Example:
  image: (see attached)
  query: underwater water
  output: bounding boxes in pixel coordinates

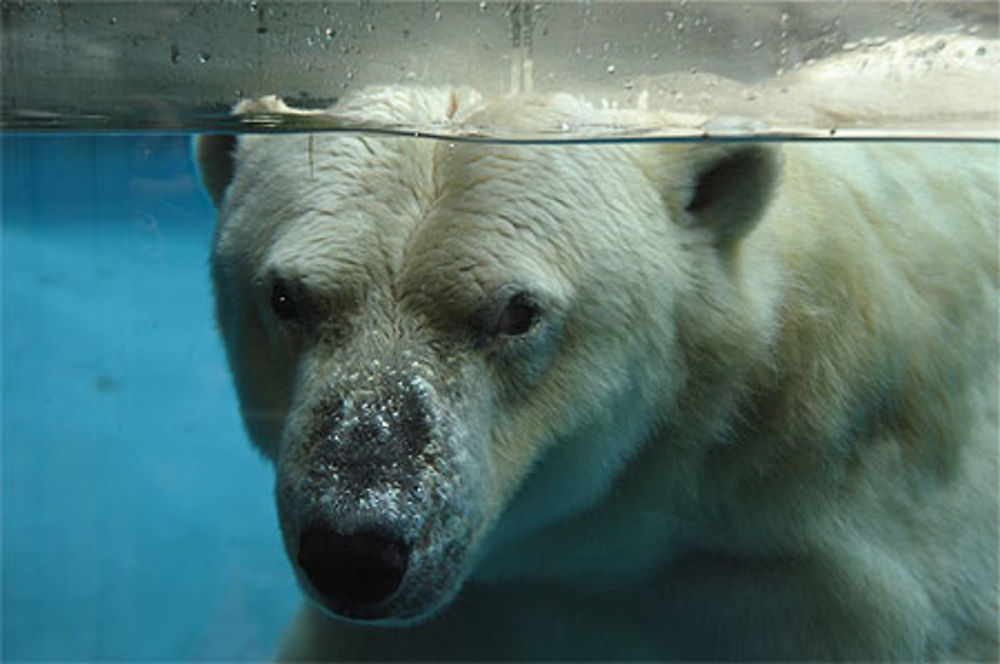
[1,134,299,661]
[1,132,997,661]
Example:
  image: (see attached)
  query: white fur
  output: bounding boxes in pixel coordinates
[200,87,998,660]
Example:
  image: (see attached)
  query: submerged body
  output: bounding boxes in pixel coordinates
[198,87,998,660]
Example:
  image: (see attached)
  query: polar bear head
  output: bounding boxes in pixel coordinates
[197,87,779,624]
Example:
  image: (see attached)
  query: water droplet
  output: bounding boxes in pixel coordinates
[434,7,442,21]
[752,39,763,49]
[478,0,487,11]
[975,46,987,56]
[108,16,117,26]
[198,52,211,64]
[606,64,616,74]
[324,27,336,40]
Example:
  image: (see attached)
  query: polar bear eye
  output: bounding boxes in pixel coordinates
[495,292,541,337]
[270,279,300,322]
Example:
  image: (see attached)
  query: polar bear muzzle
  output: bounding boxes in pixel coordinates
[276,363,490,623]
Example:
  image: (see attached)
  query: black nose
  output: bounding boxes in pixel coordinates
[297,527,409,610]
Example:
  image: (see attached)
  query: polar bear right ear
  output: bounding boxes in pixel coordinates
[195,135,238,208]
[677,143,780,249]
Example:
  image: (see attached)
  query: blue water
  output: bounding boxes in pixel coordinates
[1,135,299,661]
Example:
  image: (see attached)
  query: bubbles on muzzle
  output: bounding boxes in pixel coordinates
[280,363,486,622]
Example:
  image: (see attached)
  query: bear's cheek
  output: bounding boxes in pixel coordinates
[271,363,496,623]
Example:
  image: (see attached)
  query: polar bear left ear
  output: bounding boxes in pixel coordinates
[194,135,239,208]
[679,143,780,248]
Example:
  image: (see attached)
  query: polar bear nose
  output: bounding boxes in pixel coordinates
[297,526,410,611]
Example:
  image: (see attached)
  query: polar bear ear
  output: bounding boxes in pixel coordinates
[195,135,239,208]
[679,143,780,248]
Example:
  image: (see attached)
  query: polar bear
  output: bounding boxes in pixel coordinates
[197,86,998,661]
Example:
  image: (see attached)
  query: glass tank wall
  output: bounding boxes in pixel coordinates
[2,2,998,138]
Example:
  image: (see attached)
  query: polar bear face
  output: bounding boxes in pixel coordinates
[198,89,778,625]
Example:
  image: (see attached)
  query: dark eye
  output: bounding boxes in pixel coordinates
[270,279,300,322]
[495,292,541,337]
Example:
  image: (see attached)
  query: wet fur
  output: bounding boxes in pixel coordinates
[199,87,998,660]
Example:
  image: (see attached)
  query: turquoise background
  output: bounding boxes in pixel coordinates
[2,135,299,660]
